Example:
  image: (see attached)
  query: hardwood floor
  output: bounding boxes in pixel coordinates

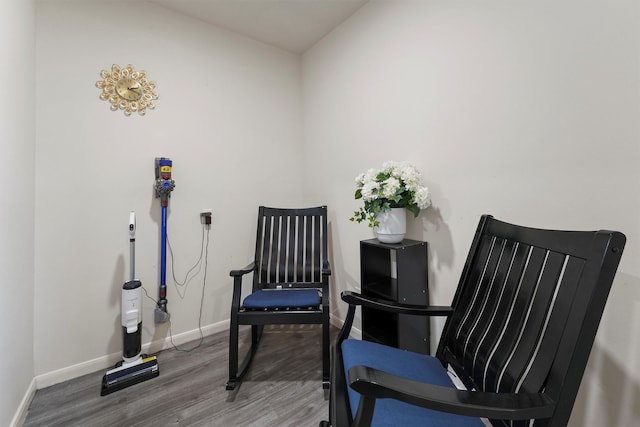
[23,325,333,426]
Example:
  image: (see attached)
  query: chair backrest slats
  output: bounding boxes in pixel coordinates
[436,215,625,426]
[472,240,529,390]
[254,206,327,290]
[496,250,567,393]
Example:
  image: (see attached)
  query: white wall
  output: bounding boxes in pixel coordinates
[0,1,35,425]
[34,1,303,380]
[19,0,640,426]
[302,1,640,426]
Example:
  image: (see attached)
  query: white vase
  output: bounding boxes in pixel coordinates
[374,208,406,243]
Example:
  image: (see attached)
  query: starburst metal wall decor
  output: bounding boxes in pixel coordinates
[95,64,158,116]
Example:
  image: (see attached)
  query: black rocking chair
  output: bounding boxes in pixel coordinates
[323,214,625,426]
[227,206,331,390]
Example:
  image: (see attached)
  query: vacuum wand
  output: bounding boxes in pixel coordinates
[159,205,168,308]
[154,157,175,323]
[129,211,136,281]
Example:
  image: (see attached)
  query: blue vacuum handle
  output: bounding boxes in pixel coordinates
[159,205,167,303]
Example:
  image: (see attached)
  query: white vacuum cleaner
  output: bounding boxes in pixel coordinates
[101,212,159,396]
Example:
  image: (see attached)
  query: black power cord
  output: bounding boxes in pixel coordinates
[142,223,211,353]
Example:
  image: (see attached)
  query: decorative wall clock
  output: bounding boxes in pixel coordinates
[95,64,158,116]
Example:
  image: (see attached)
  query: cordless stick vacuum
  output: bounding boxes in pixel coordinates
[101,212,159,396]
[154,157,175,323]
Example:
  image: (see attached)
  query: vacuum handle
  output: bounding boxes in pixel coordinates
[129,212,136,281]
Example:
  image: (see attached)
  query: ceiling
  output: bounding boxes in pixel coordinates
[147,0,369,54]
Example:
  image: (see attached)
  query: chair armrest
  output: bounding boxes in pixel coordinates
[230,262,256,312]
[230,262,255,277]
[348,365,556,421]
[341,291,453,317]
[322,260,331,276]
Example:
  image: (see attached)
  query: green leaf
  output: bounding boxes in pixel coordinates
[376,172,389,181]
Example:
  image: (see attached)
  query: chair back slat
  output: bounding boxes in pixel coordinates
[436,215,625,426]
[304,214,313,282]
[295,214,306,281]
[254,206,327,289]
[286,215,296,282]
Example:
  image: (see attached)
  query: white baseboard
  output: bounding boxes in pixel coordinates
[330,313,361,339]
[35,319,229,390]
[10,377,36,427]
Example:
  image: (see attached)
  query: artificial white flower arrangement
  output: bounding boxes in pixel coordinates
[350,161,432,228]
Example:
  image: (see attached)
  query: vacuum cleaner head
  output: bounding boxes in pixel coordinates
[100,355,159,396]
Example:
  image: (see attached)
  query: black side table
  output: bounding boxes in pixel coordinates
[360,238,430,354]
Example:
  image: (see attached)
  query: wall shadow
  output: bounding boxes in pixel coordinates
[568,271,640,426]
[105,255,126,358]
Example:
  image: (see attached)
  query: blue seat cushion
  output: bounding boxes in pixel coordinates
[242,289,320,309]
[342,339,485,427]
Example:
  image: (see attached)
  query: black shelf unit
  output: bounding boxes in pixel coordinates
[360,238,430,354]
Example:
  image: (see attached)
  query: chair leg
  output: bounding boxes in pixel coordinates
[322,311,330,389]
[226,313,240,390]
[252,324,263,347]
[227,323,264,390]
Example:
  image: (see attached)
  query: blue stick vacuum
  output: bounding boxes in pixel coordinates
[154,157,175,323]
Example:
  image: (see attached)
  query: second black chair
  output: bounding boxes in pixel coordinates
[227,206,331,390]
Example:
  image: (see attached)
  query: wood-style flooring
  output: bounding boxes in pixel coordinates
[23,325,334,426]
